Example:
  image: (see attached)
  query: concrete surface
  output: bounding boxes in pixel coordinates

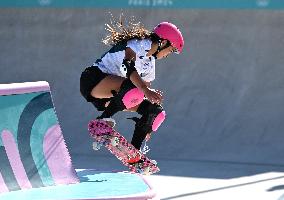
[0,169,156,200]
[147,172,284,200]
[73,155,284,200]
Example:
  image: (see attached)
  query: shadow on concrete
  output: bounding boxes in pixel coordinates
[77,171,108,183]
[160,175,284,200]
[267,185,284,192]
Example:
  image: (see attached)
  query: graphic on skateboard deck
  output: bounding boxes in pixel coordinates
[88,119,160,175]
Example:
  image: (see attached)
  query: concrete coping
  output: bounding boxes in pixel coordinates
[0,81,50,96]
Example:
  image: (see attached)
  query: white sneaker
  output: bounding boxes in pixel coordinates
[140,141,151,155]
[92,141,102,150]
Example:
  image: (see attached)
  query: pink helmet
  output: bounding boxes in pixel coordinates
[153,22,184,54]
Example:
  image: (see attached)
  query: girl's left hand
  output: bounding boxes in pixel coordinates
[143,88,163,105]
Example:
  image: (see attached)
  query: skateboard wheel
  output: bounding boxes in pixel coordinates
[111,137,119,146]
[92,141,102,150]
[142,166,151,175]
[151,160,157,165]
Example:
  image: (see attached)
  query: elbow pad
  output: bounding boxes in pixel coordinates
[121,59,136,78]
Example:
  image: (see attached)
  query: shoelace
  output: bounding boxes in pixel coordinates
[141,141,151,155]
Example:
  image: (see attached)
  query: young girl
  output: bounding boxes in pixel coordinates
[80,17,184,154]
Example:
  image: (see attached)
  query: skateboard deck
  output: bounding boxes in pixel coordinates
[88,119,160,175]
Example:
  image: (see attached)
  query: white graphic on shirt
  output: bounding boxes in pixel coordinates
[93,39,155,82]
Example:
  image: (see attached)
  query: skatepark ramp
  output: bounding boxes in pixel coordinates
[0,81,156,200]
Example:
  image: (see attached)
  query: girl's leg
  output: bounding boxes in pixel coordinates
[91,75,125,99]
[90,75,165,150]
[130,100,166,150]
[91,76,144,119]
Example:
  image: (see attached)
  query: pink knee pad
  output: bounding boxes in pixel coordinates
[152,111,166,131]
[122,88,144,109]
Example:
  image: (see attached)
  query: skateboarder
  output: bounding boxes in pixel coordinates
[80,16,184,152]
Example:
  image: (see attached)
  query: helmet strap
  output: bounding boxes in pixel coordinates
[152,40,171,59]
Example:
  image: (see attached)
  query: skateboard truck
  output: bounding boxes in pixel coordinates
[127,152,142,164]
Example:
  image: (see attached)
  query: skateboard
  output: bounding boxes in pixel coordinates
[88,119,160,175]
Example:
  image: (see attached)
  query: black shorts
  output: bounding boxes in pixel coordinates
[80,66,111,111]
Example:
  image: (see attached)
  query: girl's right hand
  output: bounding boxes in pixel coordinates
[143,88,163,105]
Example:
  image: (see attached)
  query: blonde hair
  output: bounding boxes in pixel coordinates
[102,14,153,46]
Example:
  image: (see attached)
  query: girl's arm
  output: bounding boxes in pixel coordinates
[124,47,148,92]
[145,81,151,88]
[125,48,162,104]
